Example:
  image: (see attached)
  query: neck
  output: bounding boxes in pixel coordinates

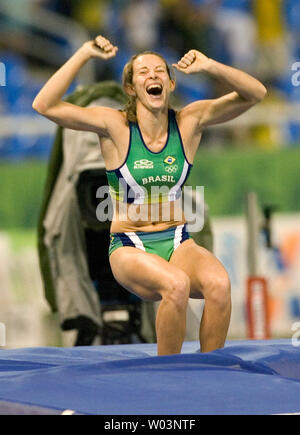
[136,103,169,139]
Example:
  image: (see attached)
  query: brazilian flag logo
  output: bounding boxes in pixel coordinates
[164,156,176,165]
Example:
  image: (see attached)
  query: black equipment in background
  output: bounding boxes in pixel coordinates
[75,168,148,346]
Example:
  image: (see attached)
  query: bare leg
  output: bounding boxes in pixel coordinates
[155,282,188,355]
[110,247,190,355]
[170,239,231,352]
[199,290,231,352]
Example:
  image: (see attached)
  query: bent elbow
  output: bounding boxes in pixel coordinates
[254,85,267,103]
[32,96,55,115]
[32,98,45,114]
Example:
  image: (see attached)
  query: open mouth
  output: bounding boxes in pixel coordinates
[146,84,163,96]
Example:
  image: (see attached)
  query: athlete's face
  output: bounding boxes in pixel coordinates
[130,54,175,111]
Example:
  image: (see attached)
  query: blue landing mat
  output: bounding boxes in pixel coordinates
[0,340,300,415]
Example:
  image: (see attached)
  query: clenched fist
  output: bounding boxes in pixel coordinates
[172,50,211,74]
[81,35,118,60]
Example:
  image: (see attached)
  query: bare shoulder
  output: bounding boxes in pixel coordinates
[98,109,130,170]
[175,102,209,162]
[176,101,212,136]
[177,100,211,129]
[91,105,125,120]
[90,106,128,137]
[89,105,126,126]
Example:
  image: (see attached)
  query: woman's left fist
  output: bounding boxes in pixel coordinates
[172,50,211,74]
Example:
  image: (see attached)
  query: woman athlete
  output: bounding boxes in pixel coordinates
[33,35,266,355]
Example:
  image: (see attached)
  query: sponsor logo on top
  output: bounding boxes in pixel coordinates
[134,159,154,169]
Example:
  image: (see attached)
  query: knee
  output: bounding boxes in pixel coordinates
[162,271,190,310]
[203,271,231,309]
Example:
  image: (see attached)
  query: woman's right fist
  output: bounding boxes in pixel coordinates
[81,35,118,60]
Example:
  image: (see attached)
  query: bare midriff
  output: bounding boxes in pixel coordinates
[110,198,186,233]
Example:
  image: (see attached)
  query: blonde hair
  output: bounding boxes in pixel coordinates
[122,51,174,124]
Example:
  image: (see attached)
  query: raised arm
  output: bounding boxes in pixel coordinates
[173,50,267,129]
[32,36,118,135]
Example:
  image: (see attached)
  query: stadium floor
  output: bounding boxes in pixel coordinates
[0,339,299,415]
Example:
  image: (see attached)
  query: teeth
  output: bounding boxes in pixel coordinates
[147,84,162,91]
[146,84,163,96]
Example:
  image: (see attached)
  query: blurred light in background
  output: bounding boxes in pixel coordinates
[1,0,300,158]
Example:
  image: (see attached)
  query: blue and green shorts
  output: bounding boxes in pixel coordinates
[109,224,191,262]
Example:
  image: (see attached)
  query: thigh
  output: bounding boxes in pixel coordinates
[169,239,229,298]
[109,246,187,302]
